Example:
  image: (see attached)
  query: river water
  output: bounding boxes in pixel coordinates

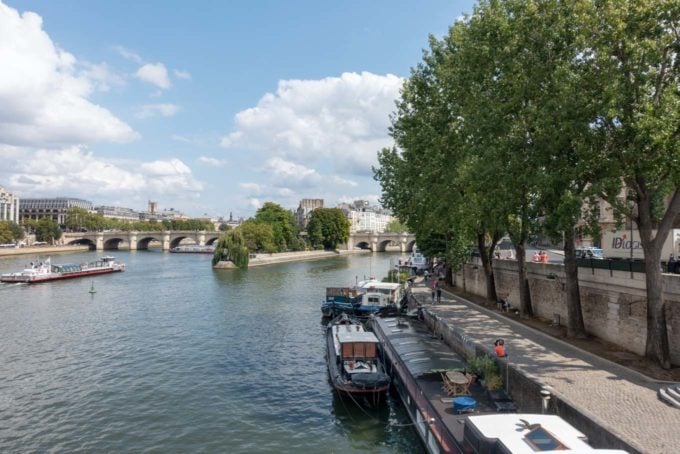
[0,250,424,453]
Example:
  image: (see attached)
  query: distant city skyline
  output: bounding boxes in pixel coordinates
[0,0,476,218]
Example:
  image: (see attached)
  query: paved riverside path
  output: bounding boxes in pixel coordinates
[410,279,680,453]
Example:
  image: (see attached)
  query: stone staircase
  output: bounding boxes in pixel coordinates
[658,385,680,409]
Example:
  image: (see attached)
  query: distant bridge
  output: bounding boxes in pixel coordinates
[62,230,416,253]
[62,230,221,251]
[343,232,416,253]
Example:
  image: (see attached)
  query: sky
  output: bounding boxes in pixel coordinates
[0,0,476,219]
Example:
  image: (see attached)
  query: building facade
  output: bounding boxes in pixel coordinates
[20,197,94,225]
[0,186,20,222]
[95,205,141,221]
[338,200,394,233]
[296,199,324,229]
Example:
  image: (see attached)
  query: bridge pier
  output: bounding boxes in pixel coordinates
[95,232,104,251]
[198,231,206,246]
[162,231,171,251]
[128,232,138,250]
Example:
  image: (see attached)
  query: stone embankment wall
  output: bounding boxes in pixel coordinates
[214,249,370,268]
[0,245,90,257]
[455,259,680,365]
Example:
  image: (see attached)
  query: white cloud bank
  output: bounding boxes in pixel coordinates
[0,2,139,147]
[220,71,402,175]
[4,146,202,199]
[136,62,171,89]
[135,103,180,119]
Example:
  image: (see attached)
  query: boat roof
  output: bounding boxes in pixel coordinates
[358,281,401,290]
[373,317,466,376]
[465,414,627,453]
[336,331,380,343]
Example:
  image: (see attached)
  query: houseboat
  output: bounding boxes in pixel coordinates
[169,245,216,254]
[0,256,125,283]
[370,316,627,454]
[326,314,390,403]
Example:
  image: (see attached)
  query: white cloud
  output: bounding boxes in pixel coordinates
[0,2,139,147]
[331,175,358,187]
[4,147,202,199]
[136,62,171,89]
[173,69,191,80]
[81,62,125,92]
[135,103,180,119]
[220,72,402,175]
[263,157,321,187]
[171,134,191,143]
[198,156,226,167]
[113,45,143,64]
[239,182,263,194]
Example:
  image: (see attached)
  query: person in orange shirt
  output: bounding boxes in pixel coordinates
[494,339,506,357]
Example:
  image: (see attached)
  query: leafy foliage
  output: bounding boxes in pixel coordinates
[212,229,250,268]
[306,208,350,250]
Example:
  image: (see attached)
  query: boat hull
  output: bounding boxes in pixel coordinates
[1,267,123,283]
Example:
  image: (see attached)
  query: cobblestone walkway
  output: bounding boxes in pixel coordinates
[410,280,680,453]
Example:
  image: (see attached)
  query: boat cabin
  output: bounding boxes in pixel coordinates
[357,281,403,306]
[334,329,380,374]
[463,414,627,453]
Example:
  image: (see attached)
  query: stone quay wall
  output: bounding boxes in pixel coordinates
[454,259,680,366]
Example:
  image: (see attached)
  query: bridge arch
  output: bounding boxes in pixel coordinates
[66,238,96,249]
[136,236,163,250]
[103,237,127,250]
[354,241,372,250]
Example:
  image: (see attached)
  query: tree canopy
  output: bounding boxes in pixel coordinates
[374,0,679,367]
[306,208,350,250]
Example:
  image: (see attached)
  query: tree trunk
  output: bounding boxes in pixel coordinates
[563,229,586,338]
[477,232,499,303]
[637,188,678,369]
[514,243,533,317]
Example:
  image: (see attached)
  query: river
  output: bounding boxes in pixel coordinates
[0,250,424,453]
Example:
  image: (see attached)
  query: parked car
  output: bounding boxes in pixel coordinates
[575,247,604,259]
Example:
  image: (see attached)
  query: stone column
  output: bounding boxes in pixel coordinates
[128,231,138,250]
[95,232,104,251]
[198,231,206,246]
[370,235,378,253]
[162,231,171,251]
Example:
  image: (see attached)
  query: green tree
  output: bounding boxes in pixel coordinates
[212,229,250,268]
[254,202,300,251]
[0,222,13,243]
[4,221,25,241]
[239,220,277,253]
[585,0,680,368]
[34,217,62,244]
[306,208,350,250]
[385,219,408,233]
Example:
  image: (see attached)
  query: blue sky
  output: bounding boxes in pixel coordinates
[0,0,476,218]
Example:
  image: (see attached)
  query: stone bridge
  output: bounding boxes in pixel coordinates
[343,232,416,252]
[62,230,221,251]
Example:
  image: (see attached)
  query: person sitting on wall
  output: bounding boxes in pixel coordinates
[494,339,507,357]
[498,296,510,312]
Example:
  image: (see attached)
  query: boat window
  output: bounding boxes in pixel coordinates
[365,343,376,358]
[524,426,568,451]
[342,343,353,358]
[354,343,365,358]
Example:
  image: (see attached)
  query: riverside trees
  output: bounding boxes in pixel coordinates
[374,0,679,367]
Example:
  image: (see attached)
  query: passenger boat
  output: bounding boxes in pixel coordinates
[326,314,390,402]
[0,256,125,283]
[169,245,216,254]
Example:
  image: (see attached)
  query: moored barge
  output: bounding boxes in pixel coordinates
[370,317,626,453]
[1,256,125,283]
[326,314,390,403]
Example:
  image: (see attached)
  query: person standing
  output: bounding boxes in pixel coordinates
[668,254,676,274]
[431,280,436,303]
[436,285,442,303]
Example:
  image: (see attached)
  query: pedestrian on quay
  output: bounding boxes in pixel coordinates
[431,281,436,303]
[668,254,676,274]
[436,285,442,303]
[494,339,507,358]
